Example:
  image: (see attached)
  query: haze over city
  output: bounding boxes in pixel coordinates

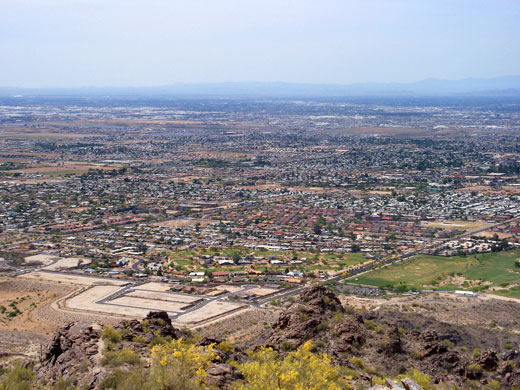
[1,0,519,88]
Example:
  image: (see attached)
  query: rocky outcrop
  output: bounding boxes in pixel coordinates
[206,363,244,388]
[267,285,360,351]
[368,378,423,390]
[114,310,186,344]
[377,324,401,355]
[36,311,187,388]
[474,349,499,371]
[502,368,520,388]
[36,322,102,387]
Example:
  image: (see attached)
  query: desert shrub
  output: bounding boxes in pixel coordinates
[410,349,422,359]
[364,320,378,330]
[281,340,296,352]
[344,306,356,315]
[52,377,79,390]
[149,335,171,347]
[156,318,166,326]
[398,369,435,390]
[234,340,349,390]
[98,368,148,390]
[132,335,146,343]
[149,338,218,389]
[317,320,329,331]
[218,341,234,353]
[101,348,140,367]
[442,339,454,348]
[484,380,502,390]
[339,366,360,379]
[0,363,34,390]
[472,348,482,358]
[350,357,364,369]
[468,363,482,376]
[101,327,122,344]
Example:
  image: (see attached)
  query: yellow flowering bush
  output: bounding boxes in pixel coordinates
[233,340,350,390]
[149,338,218,389]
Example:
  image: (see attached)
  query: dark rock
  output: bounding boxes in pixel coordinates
[37,322,101,382]
[498,361,513,376]
[502,369,520,388]
[422,341,448,358]
[382,325,402,355]
[206,363,243,388]
[402,378,424,390]
[474,349,498,371]
[385,378,405,389]
[421,330,439,343]
[503,349,519,361]
[196,336,223,347]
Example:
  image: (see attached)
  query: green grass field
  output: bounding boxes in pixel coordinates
[167,247,368,274]
[349,250,520,293]
[494,286,520,299]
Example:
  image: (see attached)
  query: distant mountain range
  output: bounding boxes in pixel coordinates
[1,75,520,97]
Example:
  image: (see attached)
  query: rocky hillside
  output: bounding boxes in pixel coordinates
[265,286,520,389]
[1,286,519,389]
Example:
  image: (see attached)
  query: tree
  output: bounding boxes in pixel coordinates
[232,251,241,265]
[313,223,322,235]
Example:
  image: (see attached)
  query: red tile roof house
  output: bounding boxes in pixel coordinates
[212,271,229,278]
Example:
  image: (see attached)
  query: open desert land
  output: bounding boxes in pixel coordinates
[0,277,77,363]
[0,128,101,139]
[8,162,122,177]
[195,307,280,342]
[339,292,520,336]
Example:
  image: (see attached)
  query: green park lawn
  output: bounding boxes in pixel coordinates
[167,247,368,273]
[350,250,520,292]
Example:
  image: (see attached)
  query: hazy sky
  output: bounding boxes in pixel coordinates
[1,0,519,88]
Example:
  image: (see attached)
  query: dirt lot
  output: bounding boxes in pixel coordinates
[20,271,129,286]
[176,301,244,325]
[153,219,215,228]
[43,257,91,271]
[109,296,188,313]
[126,290,202,304]
[24,254,60,266]
[247,287,279,296]
[134,282,173,291]
[421,220,493,231]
